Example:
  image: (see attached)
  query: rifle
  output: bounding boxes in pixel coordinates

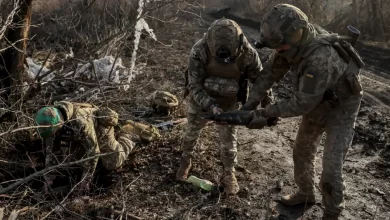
[201,110,252,125]
[153,118,188,130]
[200,110,279,126]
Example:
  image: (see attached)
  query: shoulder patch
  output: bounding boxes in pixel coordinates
[301,71,317,94]
[305,72,315,78]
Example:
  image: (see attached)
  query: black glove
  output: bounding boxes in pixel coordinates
[266,117,279,126]
[246,110,267,129]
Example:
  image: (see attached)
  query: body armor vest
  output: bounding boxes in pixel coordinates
[203,47,246,107]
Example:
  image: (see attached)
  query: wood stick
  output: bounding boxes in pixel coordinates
[0,153,113,194]
[112,210,143,220]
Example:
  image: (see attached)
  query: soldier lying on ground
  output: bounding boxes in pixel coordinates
[241,4,364,220]
[177,18,272,195]
[34,101,136,192]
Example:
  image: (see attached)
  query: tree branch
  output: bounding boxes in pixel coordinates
[0,152,114,194]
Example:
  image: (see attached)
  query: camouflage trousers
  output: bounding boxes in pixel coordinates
[181,113,238,172]
[98,127,135,170]
[294,95,362,214]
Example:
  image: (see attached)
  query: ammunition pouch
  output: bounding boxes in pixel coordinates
[203,76,239,98]
[322,62,362,107]
[338,62,363,96]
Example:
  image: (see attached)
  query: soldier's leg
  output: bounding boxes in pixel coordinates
[294,116,325,195]
[218,124,238,172]
[218,123,239,195]
[320,124,354,215]
[176,113,207,180]
[282,116,324,205]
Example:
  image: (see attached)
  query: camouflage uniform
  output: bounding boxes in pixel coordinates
[37,101,134,181]
[244,4,363,216]
[178,18,268,194]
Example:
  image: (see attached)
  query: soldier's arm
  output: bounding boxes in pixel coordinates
[99,127,134,170]
[244,45,263,84]
[245,51,290,109]
[263,47,333,118]
[76,111,100,181]
[187,45,216,112]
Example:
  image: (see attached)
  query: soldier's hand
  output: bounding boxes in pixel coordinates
[210,105,227,125]
[212,106,223,115]
[246,110,267,129]
[266,117,280,126]
[240,100,259,111]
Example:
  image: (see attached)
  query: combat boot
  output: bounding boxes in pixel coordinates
[322,211,340,220]
[281,192,315,206]
[222,172,239,195]
[175,155,192,181]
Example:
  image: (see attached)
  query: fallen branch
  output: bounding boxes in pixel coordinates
[112,210,143,220]
[0,153,113,194]
[0,124,60,137]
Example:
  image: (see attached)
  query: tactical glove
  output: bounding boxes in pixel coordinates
[266,117,280,126]
[246,110,267,129]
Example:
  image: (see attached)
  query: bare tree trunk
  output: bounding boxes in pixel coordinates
[370,0,383,38]
[0,0,33,103]
[378,0,387,35]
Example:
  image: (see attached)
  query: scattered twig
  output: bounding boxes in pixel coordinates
[40,174,89,220]
[7,210,19,220]
[91,61,108,106]
[108,42,125,80]
[125,174,142,190]
[0,207,3,220]
[112,210,143,220]
[0,0,21,41]
[0,123,63,137]
[33,48,53,82]
[372,204,380,220]
[237,137,257,147]
[0,153,114,194]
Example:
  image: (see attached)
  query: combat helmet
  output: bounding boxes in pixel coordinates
[35,107,65,138]
[148,91,178,116]
[206,18,244,64]
[259,4,309,49]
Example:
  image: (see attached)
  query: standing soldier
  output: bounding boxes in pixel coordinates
[242,4,364,219]
[35,101,135,191]
[176,18,271,195]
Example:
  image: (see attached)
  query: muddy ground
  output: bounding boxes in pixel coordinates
[1,7,389,220]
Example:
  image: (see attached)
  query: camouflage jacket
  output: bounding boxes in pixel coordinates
[45,101,133,179]
[187,35,263,113]
[248,36,362,124]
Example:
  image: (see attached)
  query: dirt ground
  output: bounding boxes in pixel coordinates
[1,7,389,220]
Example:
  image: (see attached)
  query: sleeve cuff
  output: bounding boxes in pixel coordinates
[263,104,282,118]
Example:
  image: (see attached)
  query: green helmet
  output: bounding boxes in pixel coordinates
[259,4,308,49]
[35,107,64,138]
[206,18,244,64]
